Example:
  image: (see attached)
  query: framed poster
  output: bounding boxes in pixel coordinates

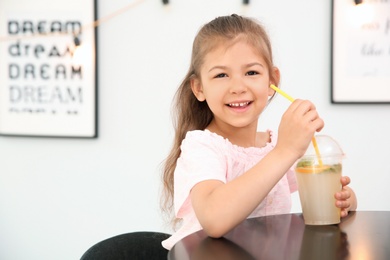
[0,0,98,137]
[331,0,390,104]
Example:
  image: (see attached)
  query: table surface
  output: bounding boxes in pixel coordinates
[168,211,390,260]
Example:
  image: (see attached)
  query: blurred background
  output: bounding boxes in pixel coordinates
[0,0,389,259]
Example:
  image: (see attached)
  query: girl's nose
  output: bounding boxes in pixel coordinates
[229,78,247,94]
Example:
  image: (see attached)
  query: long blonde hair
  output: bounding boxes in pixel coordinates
[161,14,279,225]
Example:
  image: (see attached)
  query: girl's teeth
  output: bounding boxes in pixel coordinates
[230,102,249,107]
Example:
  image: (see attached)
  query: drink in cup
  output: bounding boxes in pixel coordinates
[295,135,344,225]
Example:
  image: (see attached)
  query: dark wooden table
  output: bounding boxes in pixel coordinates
[168,211,390,260]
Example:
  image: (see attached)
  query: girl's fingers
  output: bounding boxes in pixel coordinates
[341,176,351,186]
[303,110,319,122]
[335,189,351,200]
[340,209,349,218]
[336,199,350,209]
[292,99,317,116]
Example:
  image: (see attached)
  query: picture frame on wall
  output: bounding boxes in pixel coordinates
[0,0,98,137]
[331,0,390,104]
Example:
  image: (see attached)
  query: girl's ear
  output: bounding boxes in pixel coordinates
[269,67,281,96]
[190,77,206,101]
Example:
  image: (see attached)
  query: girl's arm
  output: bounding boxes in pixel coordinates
[190,100,324,238]
[191,147,297,238]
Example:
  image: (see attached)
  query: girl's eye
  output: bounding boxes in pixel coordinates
[246,71,259,76]
[215,73,227,78]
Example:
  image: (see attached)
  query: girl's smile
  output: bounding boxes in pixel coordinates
[226,100,253,113]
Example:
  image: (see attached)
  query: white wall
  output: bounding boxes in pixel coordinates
[0,0,389,259]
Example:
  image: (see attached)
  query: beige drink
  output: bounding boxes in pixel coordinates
[295,164,342,225]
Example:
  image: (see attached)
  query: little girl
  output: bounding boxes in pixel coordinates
[161,14,357,250]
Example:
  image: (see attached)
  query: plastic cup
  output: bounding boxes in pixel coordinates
[295,135,344,225]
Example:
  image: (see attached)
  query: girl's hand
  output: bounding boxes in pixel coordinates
[335,176,357,217]
[276,99,325,160]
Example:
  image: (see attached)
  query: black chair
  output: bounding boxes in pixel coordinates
[80,231,171,260]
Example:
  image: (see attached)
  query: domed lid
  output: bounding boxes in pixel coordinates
[304,135,344,158]
[298,135,344,166]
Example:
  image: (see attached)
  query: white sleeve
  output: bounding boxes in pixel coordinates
[173,133,227,218]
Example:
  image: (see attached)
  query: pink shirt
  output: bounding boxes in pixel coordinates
[162,130,298,250]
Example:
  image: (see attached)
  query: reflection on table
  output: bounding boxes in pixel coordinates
[168,211,390,260]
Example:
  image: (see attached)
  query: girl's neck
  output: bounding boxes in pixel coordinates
[206,120,266,148]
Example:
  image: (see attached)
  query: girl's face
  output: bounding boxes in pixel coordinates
[191,40,275,132]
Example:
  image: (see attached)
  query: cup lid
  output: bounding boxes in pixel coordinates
[304,135,344,158]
